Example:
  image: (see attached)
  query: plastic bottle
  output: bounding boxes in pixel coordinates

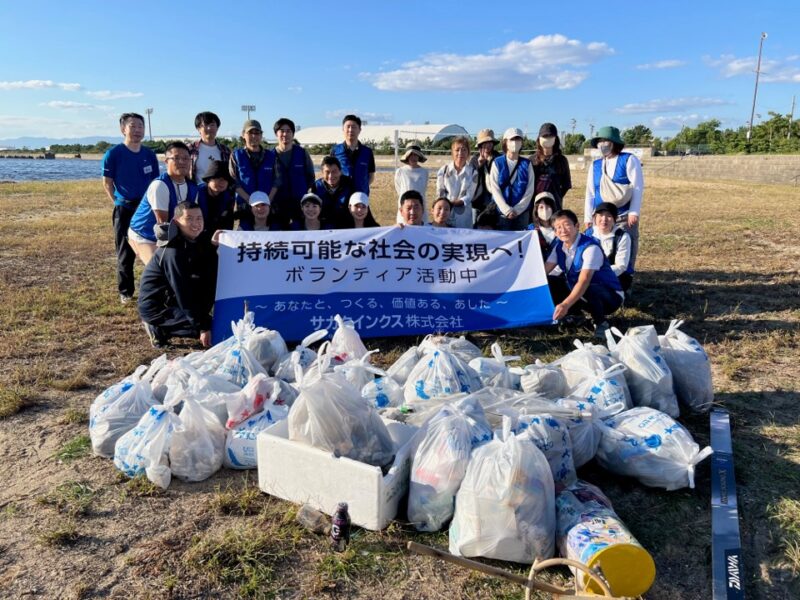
[330,502,351,552]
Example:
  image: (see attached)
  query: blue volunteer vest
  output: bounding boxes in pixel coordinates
[554,232,623,292]
[495,155,531,207]
[130,174,198,242]
[332,142,371,193]
[592,152,632,214]
[196,184,236,220]
[233,147,276,196]
[314,179,349,218]
[280,145,310,201]
[586,226,635,276]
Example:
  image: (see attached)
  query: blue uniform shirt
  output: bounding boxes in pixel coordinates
[102,144,159,206]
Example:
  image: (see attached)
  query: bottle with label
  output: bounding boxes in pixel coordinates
[330,502,351,552]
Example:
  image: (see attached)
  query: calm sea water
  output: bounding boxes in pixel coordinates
[0,158,107,182]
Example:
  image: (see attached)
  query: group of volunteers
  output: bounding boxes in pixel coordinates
[101,110,643,347]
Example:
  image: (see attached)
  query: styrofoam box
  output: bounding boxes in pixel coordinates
[256,418,418,531]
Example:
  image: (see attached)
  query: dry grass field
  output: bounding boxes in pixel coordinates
[0,171,798,599]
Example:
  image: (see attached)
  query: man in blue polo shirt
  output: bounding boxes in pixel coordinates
[331,114,376,194]
[102,113,159,304]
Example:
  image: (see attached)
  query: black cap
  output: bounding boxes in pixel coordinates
[593,202,619,220]
[538,122,558,137]
[202,160,234,184]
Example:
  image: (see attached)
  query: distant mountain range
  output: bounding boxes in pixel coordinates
[0,136,124,149]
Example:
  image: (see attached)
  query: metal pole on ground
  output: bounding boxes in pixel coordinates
[394,129,399,169]
[145,108,153,141]
[746,32,767,152]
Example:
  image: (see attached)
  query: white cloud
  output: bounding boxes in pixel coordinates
[635,59,686,70]
[0,79,81,91]
[365,34,613,92]
[86,90,143,100]
[705,54,800,83]
[616,97,731,114]
[324,109,394,123]
[650,114,705,129]
[287,86,303,94]
[40,100,112,111]
[0,114,117,138]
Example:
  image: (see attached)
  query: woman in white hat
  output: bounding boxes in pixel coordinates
[394,142,429,224]
[436,136,477,228]
[340,192,380,229]
[488,127,536,230]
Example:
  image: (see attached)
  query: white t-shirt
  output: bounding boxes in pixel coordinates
[395,165,429,224]
[591,226,631,276]
[147,179,189,212]
[194,143,222,183]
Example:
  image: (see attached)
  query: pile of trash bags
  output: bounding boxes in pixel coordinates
[89,314,714,575]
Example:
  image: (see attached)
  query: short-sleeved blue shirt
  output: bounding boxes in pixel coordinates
[101,144,160,206]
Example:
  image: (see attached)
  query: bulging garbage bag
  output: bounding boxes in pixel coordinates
[273,328,328,383]
[449,418,556,563]
[224,404,289,469]
[362,375,405,409]
[596,407,713,490]
[554,340,618,392]
[386,346,421,385]
[555,398,624,468]
[329,314,369,363]
[419,334,482,363]
[219,374,280,430]
[516,413,577,491]
[404,349,482,409]
[214,316,268,388]
[569,363,632,413]
[519,359,569,399]
[606,326,679,418]
[169,396,226,482]
[113,403,180,489]
[246,327,288,373]
[469,342,521,390]
[333,350,384,392]
[659,320,713,413]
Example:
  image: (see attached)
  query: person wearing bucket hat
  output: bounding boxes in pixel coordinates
[340,191,380,229]
[587,202,634,291]
[228,118,278,211]
[189,111,231,184]
[488,127,536,230]
[436,136,477,228]
[395,142,429,224]
[584,125,644,277]
[469,128,502,218]
[197,159,244,236]
[532,122,571,211]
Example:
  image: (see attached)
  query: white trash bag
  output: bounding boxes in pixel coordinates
[386,346,421,385]
[246,326,289,373]
[554,340,618,391]
[519,359,569,399]
[569,363,632,413]
[469,342,521,390]
[596,407,713,490]
[196,311,259,375]
[329,314,369,363]
[214,316,268,388]
[516,413,577,491]
[169,396,226,482]
[219,374,281,429]
[404,349,482,409]
[555,398,625,468]
[224,403,289,469]
[333,350,384,391]
[113,402,180,489]
[449,417,556,563]
[362,375,405,409]
[606,326,679,418]
[273,328,329,382]
[408,398,492,532]
[288,355,396,467]
[419,334,483,363]
[659,320,714,413]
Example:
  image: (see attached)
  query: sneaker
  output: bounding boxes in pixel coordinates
[594,320,611,340]
[120,294,133,305]
[142,321,165,349]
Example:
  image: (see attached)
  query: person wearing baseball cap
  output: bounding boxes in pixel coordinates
[340,191,380,228]
[228,118,278,211]
[488,127,536,230]
[584,125,644,279]
[532,122,571,211]
[238,190,273,231]
[290,192,330,231]
[394,141,429,224]
[469,128,502,218]
[587,201,633,291]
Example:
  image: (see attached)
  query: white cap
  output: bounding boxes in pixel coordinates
[249,191,270,206]
[503,127,524,141]
[349,192,369,207]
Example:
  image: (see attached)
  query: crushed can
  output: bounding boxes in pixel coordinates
[330,502,351,552]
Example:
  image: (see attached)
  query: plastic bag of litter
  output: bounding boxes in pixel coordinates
[516,413,577,491]
[160,359,241,422]
[554,340,618,391]
[469,343,522,390]
[169,396,226,482]
[555,398,625,468]
[219,374,281,429]
[596,407,713,490]
[606,326,679,418]
[288,354,396,467]
[214,321,268,388]
[519,360,569,399]
[113,402,180,489]
[449,418,556,563]
[273,328,329,382]
[362,375,405,409]
[333,350,384,391]
[404,349,482,409]
[224,403,289,469]
[468,388,573,430]
[569,364,632,413]
[329,314,369,363]
[246,326,289,373]
[659,320,713,413]
[196,312,259,375]
[419,334,483,363]
[408,398,492,532]
[89,357,165,458]
[386,346,421,385]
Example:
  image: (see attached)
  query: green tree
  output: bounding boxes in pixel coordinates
[562,133,586,154]
[621,125,653,146]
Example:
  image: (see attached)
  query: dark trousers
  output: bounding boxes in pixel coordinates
[144,306,199,342]
[548,275,623,324]
[497,210,531,231]
[113,204,136,296]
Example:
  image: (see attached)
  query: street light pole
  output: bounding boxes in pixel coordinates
[145,108,153,141]
[241,104,256,120]
[746,32,768,151]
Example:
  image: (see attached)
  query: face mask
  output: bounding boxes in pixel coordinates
[537,206,553,221]
[598,141,614,156]
[539,137,555,149]
[508,139,522,153]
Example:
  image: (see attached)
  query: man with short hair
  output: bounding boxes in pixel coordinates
[102,113,159,303]
[138,202,218,349]
[331,114,375,194]
[314,155,354,225]
[229,119,278,210]
[188,111,231,183]
[545,209,623,338]
[272,117,315,228]
[128,141,198,266]
[398,190,425,226]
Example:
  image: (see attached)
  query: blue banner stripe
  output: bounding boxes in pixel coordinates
[212,287,555,343]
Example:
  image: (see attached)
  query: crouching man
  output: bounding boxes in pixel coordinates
[138,201,218,348]
[545,209,623,338]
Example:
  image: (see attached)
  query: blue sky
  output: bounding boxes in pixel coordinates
[1,0,798,141]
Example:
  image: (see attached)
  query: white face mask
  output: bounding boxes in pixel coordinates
[537,206,553,221]
[508,139,522,154]
[598,141,614,156]
[539,137,555,149]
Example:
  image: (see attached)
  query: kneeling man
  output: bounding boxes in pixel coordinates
[545,209,623,338]
[138,202,217,348]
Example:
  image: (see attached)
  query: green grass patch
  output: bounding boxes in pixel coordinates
[38,480,97,516]
[209,480,267,517]
[0,385,34,418]
[38,520,80,546]
[55,434,91,462]
[769,498,800,575]
[61,407,88,425]
[119,473,165,498]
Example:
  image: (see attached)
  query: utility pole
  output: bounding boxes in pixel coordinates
[241,104,256,120]
[589,123,595,138]
[788,95,795,140]
[145,108,153,141]
[747,32,768,151]
[570,118,577,135]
